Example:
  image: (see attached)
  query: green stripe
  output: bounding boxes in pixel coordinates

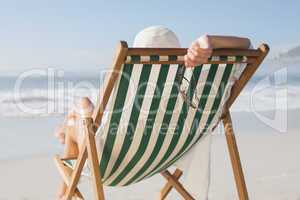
[235,55,243,62]
[103,65,152,181]
[109,64,170,186]
[131,55,141,62]
[168,55,177,61]
[99,64,134,176]
[219,55,227,61]
[186,67,200,103]
[124,65,184,185]
[150,55,159,62]
[134,66,203,183]
[156,64,234,173]
[146,64,219,177]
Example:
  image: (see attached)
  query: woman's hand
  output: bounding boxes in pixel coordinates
[184,35,213,67]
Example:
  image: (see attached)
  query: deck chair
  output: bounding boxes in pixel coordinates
[54,41,269,200]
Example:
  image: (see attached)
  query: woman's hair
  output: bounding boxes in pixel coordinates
[133,26,181,48]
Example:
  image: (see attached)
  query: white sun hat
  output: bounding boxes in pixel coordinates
[133,25,181,48]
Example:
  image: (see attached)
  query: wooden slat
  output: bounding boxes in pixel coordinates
[161,170,195,200]
[125,59,254,65]
[127,47,261,57]
[222,112,249,200]
[226,44,269,109]
[127,48,186,56]
[53,155,84,199]
[85,118,105,200]
[212,49,260,57]
[61,156,78,161]
[160,169,182,200]
[93,41,129,127]
[64,142,88,200]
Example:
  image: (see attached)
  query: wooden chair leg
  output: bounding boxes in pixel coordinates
[64,143,88,200]
[161,170,195,200]
[53,155,84,199]
[62,118,105,200]
[85,118,105,200]
[222,112,249,200]
[160,169,182,200]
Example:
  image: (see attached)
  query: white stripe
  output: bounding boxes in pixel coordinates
[102,64,143,179]
[177,56,184,61]
[104,64,161,185]
[140,56,150,62]
[125,56,131,63]
[117,64,179,185]
[159,55,168,61]
[227,56,235,62]
[211,56,219,61]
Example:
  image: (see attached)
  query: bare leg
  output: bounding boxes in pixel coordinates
[54,111,77,145]
[56,97,94,199]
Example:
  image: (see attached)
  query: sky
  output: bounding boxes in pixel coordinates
[0,0,299,73]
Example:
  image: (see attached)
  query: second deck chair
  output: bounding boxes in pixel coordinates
[54,41,269,200]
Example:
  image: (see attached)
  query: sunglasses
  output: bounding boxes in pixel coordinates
[176,65,200,109]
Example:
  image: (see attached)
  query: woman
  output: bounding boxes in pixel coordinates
[55,26,250,199]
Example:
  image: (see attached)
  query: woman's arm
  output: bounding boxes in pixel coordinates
[184,35,251,67]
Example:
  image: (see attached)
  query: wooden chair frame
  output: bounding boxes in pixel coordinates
[54,41,269,200]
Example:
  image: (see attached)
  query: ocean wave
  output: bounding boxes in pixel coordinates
[0,84,299,117]
[0,88,99,117]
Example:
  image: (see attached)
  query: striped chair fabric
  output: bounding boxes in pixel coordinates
[65,54,245,186]
[125,54,247,63]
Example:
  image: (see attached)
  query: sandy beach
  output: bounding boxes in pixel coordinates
[0,119,299,200]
